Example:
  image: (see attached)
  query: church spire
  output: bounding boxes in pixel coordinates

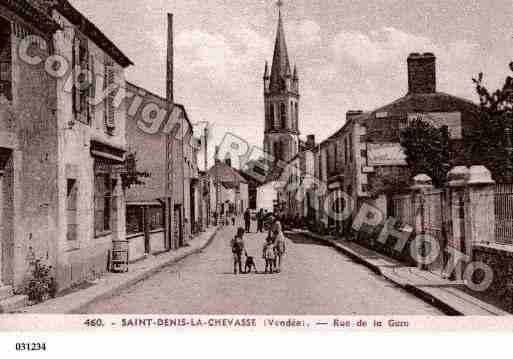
[269,0,291,93]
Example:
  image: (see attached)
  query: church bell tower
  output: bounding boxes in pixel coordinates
[263,1,300,166]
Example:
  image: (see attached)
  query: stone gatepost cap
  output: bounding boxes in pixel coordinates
[467,165,495,185]
[447,166,469,187]
[411,174,434,190]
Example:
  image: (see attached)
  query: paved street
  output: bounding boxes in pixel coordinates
[80,221,442,315]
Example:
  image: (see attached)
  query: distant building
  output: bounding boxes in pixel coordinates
[317,52,480,223]
[208,158,249,217]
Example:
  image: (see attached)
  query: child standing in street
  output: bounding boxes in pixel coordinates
[262,236,276,274]
[231,227,245,274]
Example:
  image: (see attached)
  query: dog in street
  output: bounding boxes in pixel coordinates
[244,252,258,274]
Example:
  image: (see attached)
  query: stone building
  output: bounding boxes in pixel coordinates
[315,53,480,225]
[124,81,202,256]
[47,0,133,290]
[359,52,479,216]
[0,0,134,310]
[0,0,60,309]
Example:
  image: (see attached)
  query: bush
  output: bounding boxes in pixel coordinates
[24,260,56,304]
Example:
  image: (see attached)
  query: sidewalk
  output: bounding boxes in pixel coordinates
[19,227,219,314]
[295,229,509,316]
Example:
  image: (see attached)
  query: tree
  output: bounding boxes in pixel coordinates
[400,119,450,188]
[468,63,513,183]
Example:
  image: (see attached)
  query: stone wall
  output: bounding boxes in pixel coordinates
[473,244,513,301]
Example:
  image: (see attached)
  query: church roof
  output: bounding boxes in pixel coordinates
[269,10,292,92]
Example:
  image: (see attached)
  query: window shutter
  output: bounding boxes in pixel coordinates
[104,60,115,132]
[72,36,81,114]
[88,53,95,123]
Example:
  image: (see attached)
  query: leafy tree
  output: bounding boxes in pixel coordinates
[468,63,513,183]
[400,119,450,188]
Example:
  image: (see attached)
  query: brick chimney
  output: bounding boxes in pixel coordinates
[407,52,436,94]
[306,134,315,149]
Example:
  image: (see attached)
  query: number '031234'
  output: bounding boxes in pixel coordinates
[15,343,47,351]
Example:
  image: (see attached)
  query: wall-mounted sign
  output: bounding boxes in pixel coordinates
[407,112,462,139]
[367,143,407,166]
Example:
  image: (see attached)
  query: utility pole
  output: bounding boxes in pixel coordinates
[166,13,174,250]
[204,125,209,226]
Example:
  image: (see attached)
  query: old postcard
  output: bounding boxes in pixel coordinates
[1,0,513,348]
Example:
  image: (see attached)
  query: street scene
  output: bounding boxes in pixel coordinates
[0,0,513,319]
[80,222,441,315]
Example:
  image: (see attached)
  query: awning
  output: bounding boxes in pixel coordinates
[90,140,125,163]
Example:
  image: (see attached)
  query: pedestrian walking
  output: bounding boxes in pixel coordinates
[257,208,264,233]
[244,208,251,233]
[231,227,245,274]
[273,221,286,273]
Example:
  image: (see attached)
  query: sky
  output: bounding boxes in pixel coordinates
[70,0,513,169]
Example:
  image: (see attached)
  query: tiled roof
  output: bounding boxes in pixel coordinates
[370,92,479,117]
[208,162,248,184]
[5,0,60,33]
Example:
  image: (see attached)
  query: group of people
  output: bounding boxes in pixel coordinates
[243,208,270,234]
[230,219,286,275]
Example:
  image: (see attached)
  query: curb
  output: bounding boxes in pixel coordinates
[298,230,469,316]
[18,228,220,314]
[297,231,382,275]
[68,227,220,314]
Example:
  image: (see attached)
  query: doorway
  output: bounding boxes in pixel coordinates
[173,204,183,248]
[0,149,14,286]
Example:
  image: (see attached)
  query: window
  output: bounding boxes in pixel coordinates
[280,103,287,129]
[274,141,281,162]
[349,135,353,163]
[295,103,299,130]
[270,104,276,129]
[0,18,12,101]
[72,34,91,124]
[94,174,112,236]
[344,138,348,165]
[126,205,143,235]
[66,179,78,241]
[334,141,338,171]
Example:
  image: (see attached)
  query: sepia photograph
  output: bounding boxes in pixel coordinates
[1,0,513,341]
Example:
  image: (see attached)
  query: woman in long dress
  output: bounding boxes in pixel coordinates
[272,221,286,273]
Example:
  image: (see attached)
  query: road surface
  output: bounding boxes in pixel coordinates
[80,222,442,315]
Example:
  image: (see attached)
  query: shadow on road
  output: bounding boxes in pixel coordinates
[285,232,331,247]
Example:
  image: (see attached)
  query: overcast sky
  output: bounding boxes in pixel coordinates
[70,0,513,168]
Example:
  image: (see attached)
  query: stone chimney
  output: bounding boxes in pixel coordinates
[346,110,363,122]
[306,134,315,149]
[407,52,436,94]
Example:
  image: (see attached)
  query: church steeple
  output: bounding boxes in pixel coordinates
[263,0,300,167]
[269,4,292,93]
